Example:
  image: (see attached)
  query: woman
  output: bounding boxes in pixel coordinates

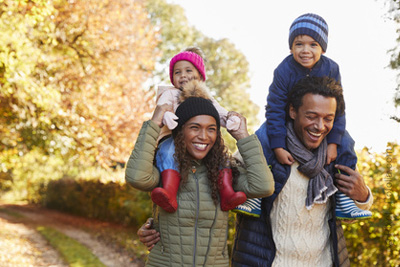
[125,81,274,266]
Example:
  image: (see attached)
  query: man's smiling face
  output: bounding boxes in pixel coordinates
[289,93,336,150]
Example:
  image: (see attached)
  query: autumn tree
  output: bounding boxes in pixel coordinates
[0,0,61,191]
[1,0,258,197]
[0,0,159,169]
[387,0,400,122]
[344,143,399,266]
[144,0,259,145]
[343,1,400,250]
[49,0,160,165]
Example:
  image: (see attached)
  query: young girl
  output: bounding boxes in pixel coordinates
[125,86,274,266]
[152,47,244,213]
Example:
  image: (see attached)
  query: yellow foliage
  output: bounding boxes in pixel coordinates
[344,142,399,266]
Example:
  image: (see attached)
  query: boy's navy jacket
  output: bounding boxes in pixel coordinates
[266,54,345,150]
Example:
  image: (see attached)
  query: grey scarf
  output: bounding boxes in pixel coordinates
[286,121,337,209]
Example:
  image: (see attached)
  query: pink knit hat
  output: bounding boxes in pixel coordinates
[169,51,206,86]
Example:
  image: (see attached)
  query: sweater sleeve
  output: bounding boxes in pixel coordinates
[354,186,374,211]
[234,134,275,198]
[266,66,291,150]
[125,120,161,191]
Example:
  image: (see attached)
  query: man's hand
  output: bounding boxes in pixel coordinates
[274,148,295,165]
[326,143,338,165]
[335,164,369,202]
[137,218,160,251]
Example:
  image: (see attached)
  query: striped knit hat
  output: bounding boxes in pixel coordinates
[289,13,329,52]
[169,51,206,86]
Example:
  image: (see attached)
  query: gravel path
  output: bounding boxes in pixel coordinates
[0,204,144,267]
[0,214,67,267]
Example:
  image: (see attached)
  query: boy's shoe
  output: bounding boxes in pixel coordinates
[233,198,261,218]
[335,191,372,220]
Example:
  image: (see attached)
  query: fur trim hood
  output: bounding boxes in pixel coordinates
[179,80,212,104]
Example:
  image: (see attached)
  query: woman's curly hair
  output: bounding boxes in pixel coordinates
[173,122,240,205]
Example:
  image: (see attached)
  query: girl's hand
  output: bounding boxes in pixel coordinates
[151,104,173,128]
[227,111,249,140]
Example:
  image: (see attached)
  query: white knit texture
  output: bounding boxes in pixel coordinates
[271,162,332,267]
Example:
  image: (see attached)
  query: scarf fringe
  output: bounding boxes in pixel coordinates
[306,186,338,210]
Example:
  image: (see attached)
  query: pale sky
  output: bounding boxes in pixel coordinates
[168,0,400,153]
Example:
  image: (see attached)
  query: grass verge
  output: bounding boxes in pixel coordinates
[37,226,106,267]
[0,208,25,218]
[82,224,149,263]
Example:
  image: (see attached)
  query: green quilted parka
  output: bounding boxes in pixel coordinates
[125,120,274,267]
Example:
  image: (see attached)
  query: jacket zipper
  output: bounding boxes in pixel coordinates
[192,165,199,267]
[222,221,229,257]
[204,205,218,262]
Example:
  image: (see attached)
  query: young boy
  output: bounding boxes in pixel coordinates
[234,13,372,220]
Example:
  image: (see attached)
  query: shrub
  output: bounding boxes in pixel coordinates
[343,143,400,266]
[42,178,152,227]
[3,149,66,203]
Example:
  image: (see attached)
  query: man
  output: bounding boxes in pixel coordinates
[137,76,373,266]
[231,76,372,267]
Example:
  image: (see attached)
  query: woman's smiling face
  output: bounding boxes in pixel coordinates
[182,115,217,160]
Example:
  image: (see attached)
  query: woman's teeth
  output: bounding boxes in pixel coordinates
[193,143,207,150]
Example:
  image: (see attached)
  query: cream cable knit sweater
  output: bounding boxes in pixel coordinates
[270,162,373,267]
[271,162,333,267]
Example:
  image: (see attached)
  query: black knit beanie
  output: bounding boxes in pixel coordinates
[172,97,220,136]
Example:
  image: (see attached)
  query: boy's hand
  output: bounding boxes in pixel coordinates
[274,148,295,165]
[326,143,338,164]
[137,218,160,251]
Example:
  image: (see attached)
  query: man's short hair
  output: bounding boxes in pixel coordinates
[286,76,345,119]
